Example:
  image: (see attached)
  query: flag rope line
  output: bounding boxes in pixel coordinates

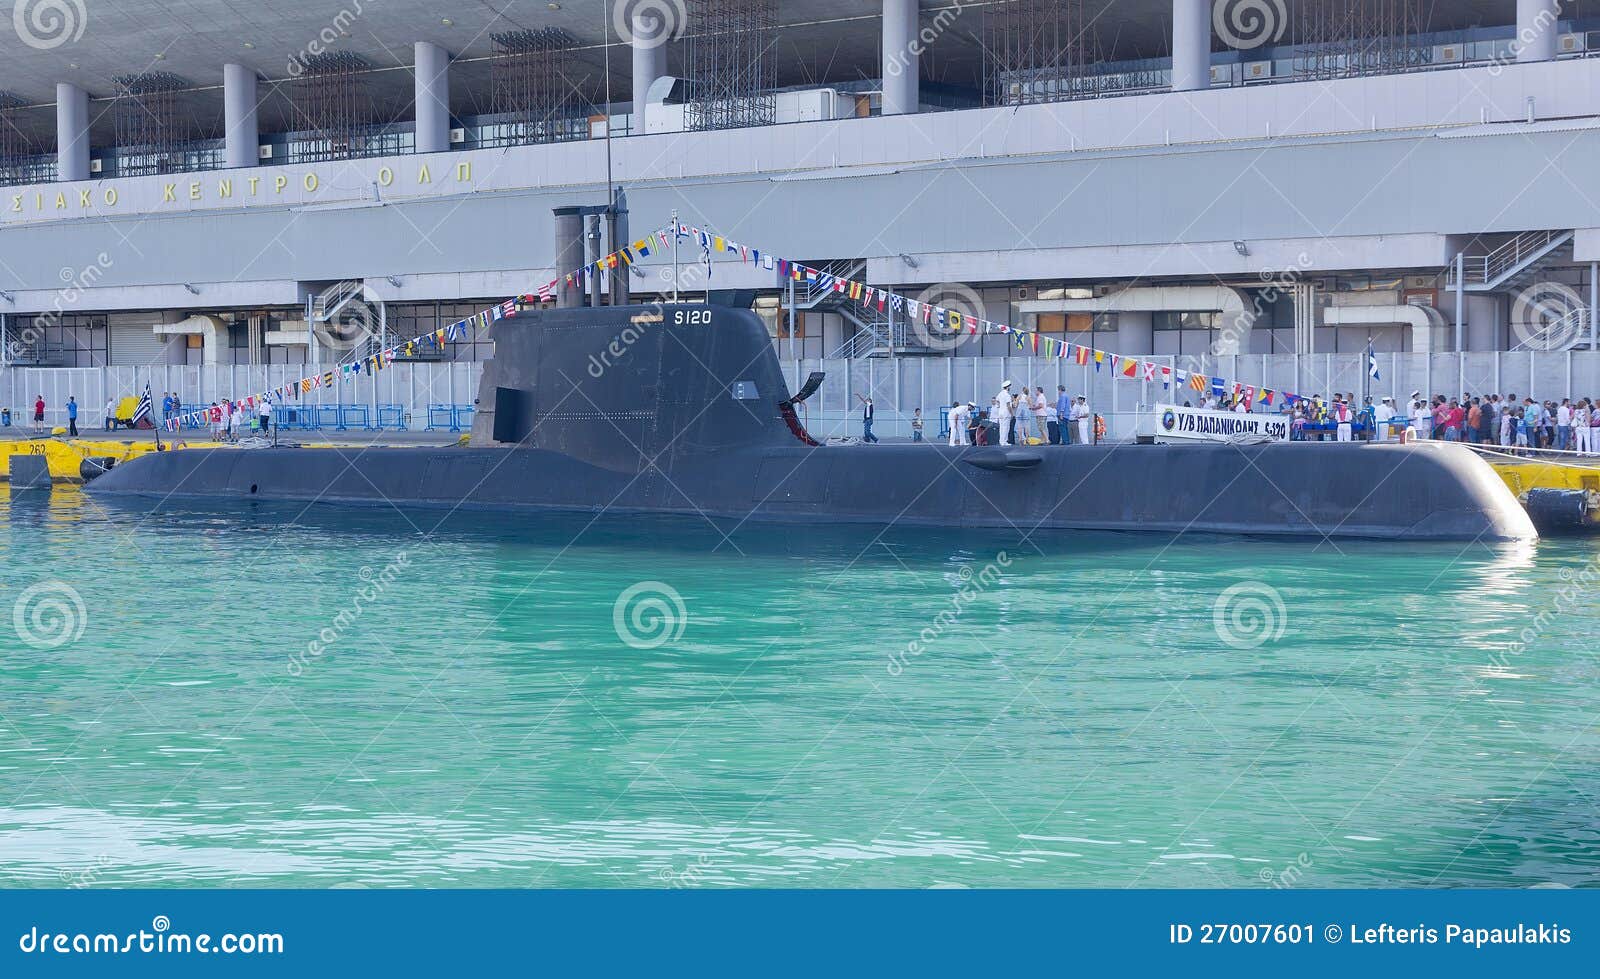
[165,223,679,431]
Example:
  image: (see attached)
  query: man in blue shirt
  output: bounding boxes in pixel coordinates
[65,396,78,436]
[1056,386,1072,444]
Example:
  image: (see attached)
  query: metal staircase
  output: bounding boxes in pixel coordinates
[806,261,943,359]
[305,280,384,366]
[311,280,367,323]
[1446,230,1575,293]
[1510,307,1593,351]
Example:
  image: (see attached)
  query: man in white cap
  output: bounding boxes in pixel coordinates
[1072,396,1091,446]
[1409,392,1431,440]
[994,380,1013,446]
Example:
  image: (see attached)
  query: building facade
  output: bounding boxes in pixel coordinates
[0,1,1597,433]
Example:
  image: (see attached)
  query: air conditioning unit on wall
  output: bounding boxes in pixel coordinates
[258,144,273,160]
[1559,33,1586,54]
[1436,44,1463,63]
[449,127,466,144]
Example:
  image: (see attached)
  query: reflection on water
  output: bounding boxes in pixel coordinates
[1,487,1598,888]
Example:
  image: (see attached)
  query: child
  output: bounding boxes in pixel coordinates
[1515,409,1530,452]
[911,408,924,443]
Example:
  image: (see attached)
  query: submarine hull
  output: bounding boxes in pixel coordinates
[85,302,1535,541]
[86,440,1534,541]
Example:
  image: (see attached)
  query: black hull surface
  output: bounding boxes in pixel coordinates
[87,440,1535,541]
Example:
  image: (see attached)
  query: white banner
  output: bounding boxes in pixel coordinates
[1153,403,1291,444]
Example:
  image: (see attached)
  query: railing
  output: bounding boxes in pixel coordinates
[312,281,365,322]
[793,259,866,310]
[1510,308,1592,352]
[0,154,57,187]
[829,317,928,360]
[1449,229,1570,287]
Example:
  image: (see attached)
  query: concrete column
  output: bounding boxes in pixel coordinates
[1172,0,1212,92]
[55,82,89,182]
[222,64,259,169]
[631,12,669,132]
[414,41,451,154]
[1590,261,1598,349]
[586,214,604,307]
[554,208,585,309]
[1516,0,1561,63]
[1466,295,1502,352]
[881,0,920,116]
[1117,312,1155,355]
[608,189,631,307]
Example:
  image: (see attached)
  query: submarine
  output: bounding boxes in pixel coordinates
[86,299,1536,541]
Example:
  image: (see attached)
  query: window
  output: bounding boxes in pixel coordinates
[8,313,108,367]
[437,302,496,362]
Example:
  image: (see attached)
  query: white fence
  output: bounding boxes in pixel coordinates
[0,362,483,432]
[4,351,1600,440]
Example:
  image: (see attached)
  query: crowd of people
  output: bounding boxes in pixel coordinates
[10,391,279,442]
[1185,388,1600,453]
[942,382,1100,447]
[1403,393,1598,453]
[850,381,1600,456]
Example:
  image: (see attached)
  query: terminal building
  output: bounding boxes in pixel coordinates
[1,0,1599,436]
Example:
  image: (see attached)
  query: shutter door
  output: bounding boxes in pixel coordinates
[107,315,172,367]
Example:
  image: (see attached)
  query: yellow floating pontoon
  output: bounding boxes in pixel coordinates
[1473,446,1600,532]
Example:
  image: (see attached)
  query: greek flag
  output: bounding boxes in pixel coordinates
[1367,340,1381,380]
[132,385,153,427]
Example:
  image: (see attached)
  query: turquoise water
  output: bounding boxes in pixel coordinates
[2,487,1598,889]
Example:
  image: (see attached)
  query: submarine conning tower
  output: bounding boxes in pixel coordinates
[470,302,800,472]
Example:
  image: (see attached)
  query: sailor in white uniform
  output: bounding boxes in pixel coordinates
[994,380,1013,446]
[1071,397,1091,446]
[1374,396,1395,442]
[948,401,969,446]
[1334,397,1353,442]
